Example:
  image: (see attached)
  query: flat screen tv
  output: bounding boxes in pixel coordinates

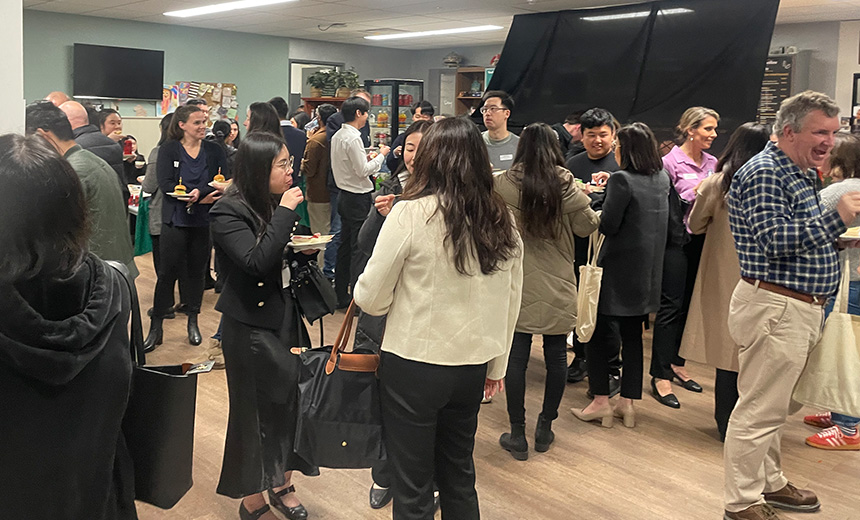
[73,43,164,100]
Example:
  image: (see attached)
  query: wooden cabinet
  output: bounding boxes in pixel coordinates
[301,97,347,116]
[455,66,486,115]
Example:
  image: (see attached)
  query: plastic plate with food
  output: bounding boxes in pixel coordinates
[288,234,334,251]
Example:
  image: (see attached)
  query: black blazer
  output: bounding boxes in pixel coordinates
[210,195,304,330]
[281,125,307,184]
[597,169,670,316]
[156,139,228,225]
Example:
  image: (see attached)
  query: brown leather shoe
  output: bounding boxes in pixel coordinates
[763,482,821,512]
[723,504,784,520]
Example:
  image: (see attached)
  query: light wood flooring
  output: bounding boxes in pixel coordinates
[132,253,859,520]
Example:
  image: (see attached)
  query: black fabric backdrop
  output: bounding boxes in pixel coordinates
[481,0,779,150]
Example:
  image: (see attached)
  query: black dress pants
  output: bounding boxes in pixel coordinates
[650,245,687,380]
[151,234,161,275]
[586,314,646,399]
[379,352,486,520]
[152,224,210,316]
[505,333,567,424]
[715,368,739,442]
[335,191,372,305]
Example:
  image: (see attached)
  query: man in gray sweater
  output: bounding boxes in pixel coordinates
[480,90,519,172]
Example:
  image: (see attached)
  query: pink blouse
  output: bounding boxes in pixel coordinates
[662,145,718,232]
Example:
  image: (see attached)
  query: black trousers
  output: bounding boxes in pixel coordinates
[586,314,646,399]
[505,333,567,424]
[379,352,486,520]
[335,191,372,305]
[152,224,209,316]
[151,234,161,275]
[715,368,739,442]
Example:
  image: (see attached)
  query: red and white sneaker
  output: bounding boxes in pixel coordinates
[803,411,834,429]
[805,425,860,451]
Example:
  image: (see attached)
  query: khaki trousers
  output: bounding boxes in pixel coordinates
[724,280,823,512]
[307,202,331,265]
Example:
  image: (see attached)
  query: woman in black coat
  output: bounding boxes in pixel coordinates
[144,105,228,350]
[572,122,669,429]
[210,131,319,520]
[0,134,136,520]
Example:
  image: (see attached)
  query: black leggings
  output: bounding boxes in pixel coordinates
[586,314,646,399]
[505,333,568,424]
[715,369,739,442]
[152,224,210,316]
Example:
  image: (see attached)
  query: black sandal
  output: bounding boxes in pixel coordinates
[267,485,308,520]
[239,502,271,520]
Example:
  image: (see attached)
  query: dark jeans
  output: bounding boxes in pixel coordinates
[379,352,485,520]
[323,188,341,279]
[586,314,646,399]
[152,224,210,316]
[715,368,739,442]
[505,333,567,424]
[335,191,372,305]
[650,245,687,380]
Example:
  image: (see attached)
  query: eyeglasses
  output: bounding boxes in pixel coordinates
[480,106,507,115]
[275,157,294,170]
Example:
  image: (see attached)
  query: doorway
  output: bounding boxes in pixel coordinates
[290,60,344,115]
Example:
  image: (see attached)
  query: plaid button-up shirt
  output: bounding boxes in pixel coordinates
[728,142,846,296]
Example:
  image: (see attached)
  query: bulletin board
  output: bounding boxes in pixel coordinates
[175,81,239,124]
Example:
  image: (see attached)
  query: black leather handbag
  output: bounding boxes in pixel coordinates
[291,259,337,324]
[107,261,203,510]
[294,301,387,469]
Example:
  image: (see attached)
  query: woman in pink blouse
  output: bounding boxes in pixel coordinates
[650,107,720,408]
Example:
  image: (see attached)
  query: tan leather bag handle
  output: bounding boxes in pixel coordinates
[325,300,379,375]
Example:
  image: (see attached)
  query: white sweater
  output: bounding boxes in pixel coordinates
[354,195,523,380]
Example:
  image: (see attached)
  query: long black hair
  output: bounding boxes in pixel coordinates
[716,123,771,196]
[510,122,567,240]
[402,117,519,276]
[616,122,662,175]
[248,102,282,137]
[230,131,285,233]
[393,120,432,176]
[156,113,173,146]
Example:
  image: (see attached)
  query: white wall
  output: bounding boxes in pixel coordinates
[770,22,840,100]
[836,21,860,117]
[1,0,24,134]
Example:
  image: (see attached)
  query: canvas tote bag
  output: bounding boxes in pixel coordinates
[576,230,605,343]
[793,258,860,417]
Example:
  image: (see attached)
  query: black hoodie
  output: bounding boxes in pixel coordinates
[0,255,136,519]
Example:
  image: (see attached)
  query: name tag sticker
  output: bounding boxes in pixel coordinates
[682,173,698,180]
[500,154,513,161]
[173,161,180,168]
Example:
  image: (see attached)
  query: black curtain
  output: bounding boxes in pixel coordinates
[482,0,779,148]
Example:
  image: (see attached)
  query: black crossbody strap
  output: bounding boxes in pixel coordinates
[105,260,146,367]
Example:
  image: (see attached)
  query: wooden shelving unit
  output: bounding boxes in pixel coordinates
[455,67,486,115]
[301,97,348,116]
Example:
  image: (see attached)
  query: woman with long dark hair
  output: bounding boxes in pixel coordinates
[573,122,669,429]
[0,134,136,520]
[679,122,770,440]
[354,117,523,519]
[495,122,599,459]
[244,102,282,136]
[229,118,242,147]
[210,131,318,520]
[144,105,228,350]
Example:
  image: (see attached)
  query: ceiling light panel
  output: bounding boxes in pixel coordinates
[364,24,503,40]
[164,0,298,18]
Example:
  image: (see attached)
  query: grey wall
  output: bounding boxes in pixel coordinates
[410,44,503,111]
[289,38,418,82]
[770,22,840,98]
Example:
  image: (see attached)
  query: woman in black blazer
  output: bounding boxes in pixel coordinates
[572,122,669,429]
[144,105,228,349]
[210,131,318,520]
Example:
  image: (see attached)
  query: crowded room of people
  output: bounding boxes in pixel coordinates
[4,0,860,519]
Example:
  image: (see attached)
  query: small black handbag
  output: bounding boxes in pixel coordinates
[107,261,205,510]
[291,259,337,323]
[294,301,387,469]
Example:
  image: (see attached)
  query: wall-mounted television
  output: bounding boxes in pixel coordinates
[73,43,164,100]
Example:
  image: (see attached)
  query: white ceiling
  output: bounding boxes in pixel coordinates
[23,0,860,50]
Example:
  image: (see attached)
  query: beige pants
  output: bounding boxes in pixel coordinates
[724,280,824,512]
[306,202,331,265]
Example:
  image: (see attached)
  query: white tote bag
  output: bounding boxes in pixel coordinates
[575,231,605,343]
[793,258,860,417]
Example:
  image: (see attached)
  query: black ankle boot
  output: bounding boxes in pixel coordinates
[499,422,528,460]
[143,318,163,353]
[534,414,555,452]
[187,314,202,346]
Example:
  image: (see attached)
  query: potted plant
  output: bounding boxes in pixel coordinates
[307,71,328,98]
[335,69,361,98]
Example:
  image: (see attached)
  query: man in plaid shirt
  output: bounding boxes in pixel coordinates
[723,91,860,520]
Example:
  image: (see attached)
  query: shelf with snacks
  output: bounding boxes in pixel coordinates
[455,67,487,115]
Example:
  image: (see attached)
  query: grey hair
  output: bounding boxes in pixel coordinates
[774,90,839,137]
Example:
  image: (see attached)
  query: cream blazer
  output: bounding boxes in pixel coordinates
[354,195,524,380]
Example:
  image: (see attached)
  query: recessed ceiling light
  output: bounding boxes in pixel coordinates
[364,25,503,41]
[164,0,298,18]
[581,7,692,22]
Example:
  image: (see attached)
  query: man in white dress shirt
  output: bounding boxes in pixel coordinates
[331,96,391,307]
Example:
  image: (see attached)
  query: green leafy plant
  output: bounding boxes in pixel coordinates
[306,70,331,89]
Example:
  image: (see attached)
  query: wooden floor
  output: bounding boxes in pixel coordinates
[132,253,859,520]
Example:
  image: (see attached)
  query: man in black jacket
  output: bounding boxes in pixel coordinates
[269,96,307,186]
[60,100,128,203]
